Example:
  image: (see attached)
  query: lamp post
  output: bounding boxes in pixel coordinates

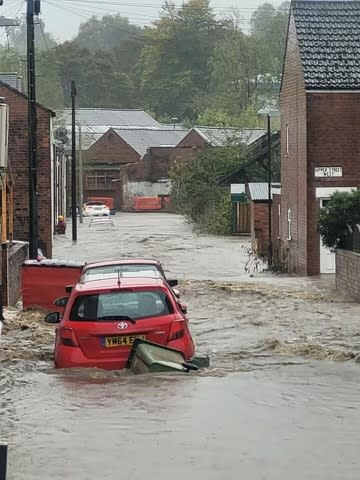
[257,107,279,267]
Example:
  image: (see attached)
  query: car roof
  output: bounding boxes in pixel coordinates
[82,258,162,270]
[75,274,167,293]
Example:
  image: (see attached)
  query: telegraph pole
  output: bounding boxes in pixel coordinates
[27,0,41,259]
[71,81,77,242]
[78,123,83,224]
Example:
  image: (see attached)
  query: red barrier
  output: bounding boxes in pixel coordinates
[22,261,83,311]
[86,196,114,209]
[133,197,162,212]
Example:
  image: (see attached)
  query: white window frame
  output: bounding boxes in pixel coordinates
[287,208,292,240]
[285,124,289,156]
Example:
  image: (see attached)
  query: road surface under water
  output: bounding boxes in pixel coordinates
[2,213,360,479]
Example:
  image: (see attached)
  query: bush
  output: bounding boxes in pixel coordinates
[318,189,360,248]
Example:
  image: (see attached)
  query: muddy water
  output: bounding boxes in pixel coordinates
[2,213,360,479]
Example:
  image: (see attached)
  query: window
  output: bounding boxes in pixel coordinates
[70,290,173,321]
[287,208,292,240]
[85,171,114,189]
[277,204,281,238]
[285,124,289,156]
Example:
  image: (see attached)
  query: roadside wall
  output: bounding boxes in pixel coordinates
[336,249,360,301]
[3,241,28,306]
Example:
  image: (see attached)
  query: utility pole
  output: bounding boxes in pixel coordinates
[78,123,83,224]
[71,80,77,242]
[27,0,41,259]
[267,113,273,267]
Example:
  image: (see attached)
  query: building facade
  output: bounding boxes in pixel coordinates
[280,0,360,275]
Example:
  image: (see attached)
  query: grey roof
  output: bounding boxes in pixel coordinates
[292,1,360,89]
[192,127,266,146]
[112,127,188,157]
[248,182,281,201]
[0,73,22,92]
[59,108,161,127]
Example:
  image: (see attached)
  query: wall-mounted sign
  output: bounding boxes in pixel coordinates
[315,167,343,178]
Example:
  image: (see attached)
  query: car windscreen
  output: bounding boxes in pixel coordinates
[69,290,173,321]
[83,264,160,277]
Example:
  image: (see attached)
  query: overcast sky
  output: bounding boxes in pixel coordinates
[1,0,285,42]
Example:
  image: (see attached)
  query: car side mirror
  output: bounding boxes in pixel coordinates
[179,303,187,315]
[44,312,60,324]
[65,285,73,294]
[168,279,178,287]
[54,296,68,307]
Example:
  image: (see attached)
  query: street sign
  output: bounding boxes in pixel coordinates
[314,167,343,178]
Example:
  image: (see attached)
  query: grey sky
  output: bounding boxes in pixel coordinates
[1,0,284,43]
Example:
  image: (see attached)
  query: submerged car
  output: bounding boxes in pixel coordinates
[45,273,194,370]
[82,201,110,217]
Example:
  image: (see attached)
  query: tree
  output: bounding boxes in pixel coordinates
[139,0,227,120]
[319,190,360,248]
[170,141,271,233]
[74,14,143,53]
[37,49,64,109]
[7,18,57,53]
[54,42,137,108]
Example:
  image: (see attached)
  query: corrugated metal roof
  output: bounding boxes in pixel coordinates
[112,127,188,157]
[248,182,281,201]
[292,1,360,89]
[193,127,266,146]
[60,108,161,127]
[0,73,22,92]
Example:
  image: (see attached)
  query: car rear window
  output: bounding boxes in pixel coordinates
[83,264,160,278]
[69,290,173,321]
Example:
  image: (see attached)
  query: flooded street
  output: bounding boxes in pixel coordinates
[2,212,360,479]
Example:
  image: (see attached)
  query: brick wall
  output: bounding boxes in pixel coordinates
[251,201,269,256]
[336,249,360,301]
[281,14,360,276]
[2,241,28,306]
[177,130,206,149]
[0,84,53,257]
[83,129,140,209]
[307,93,360,275]
[280,14,308,274]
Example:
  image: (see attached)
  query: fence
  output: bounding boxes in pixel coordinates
[133,196,171,212]
[340,225,360,253]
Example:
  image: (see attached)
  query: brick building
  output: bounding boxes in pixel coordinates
[0,80,55,258]
[279,0,360,275]
[177,126,266,149]
[83,127,187,209]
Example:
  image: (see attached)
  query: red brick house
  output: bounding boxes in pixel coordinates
[0,80,55,258]
[83,127,187,209]
[279,0,360,275]
[177,127,266,149]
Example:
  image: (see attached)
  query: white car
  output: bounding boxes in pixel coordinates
[82,201,110,217]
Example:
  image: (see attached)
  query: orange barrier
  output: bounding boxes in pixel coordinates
[134,197,162,211]
[86,196,114,209]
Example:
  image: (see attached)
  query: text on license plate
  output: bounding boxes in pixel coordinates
[103,335,146,347]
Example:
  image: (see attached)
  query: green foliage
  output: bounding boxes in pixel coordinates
[319,190,360,248]
[74,14,143,53]
[170,145,248,234]
[139,0,228,120]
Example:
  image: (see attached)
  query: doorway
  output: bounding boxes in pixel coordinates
[319,198,335,274]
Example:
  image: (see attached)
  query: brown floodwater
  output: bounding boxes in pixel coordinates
[2,213,360,479]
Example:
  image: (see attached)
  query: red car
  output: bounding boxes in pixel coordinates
[45,273,195,370]
[78,258,180,298]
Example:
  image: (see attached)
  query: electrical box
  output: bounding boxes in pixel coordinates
[0,103,9,168]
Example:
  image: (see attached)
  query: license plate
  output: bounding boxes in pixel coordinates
[103,335,146,348]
